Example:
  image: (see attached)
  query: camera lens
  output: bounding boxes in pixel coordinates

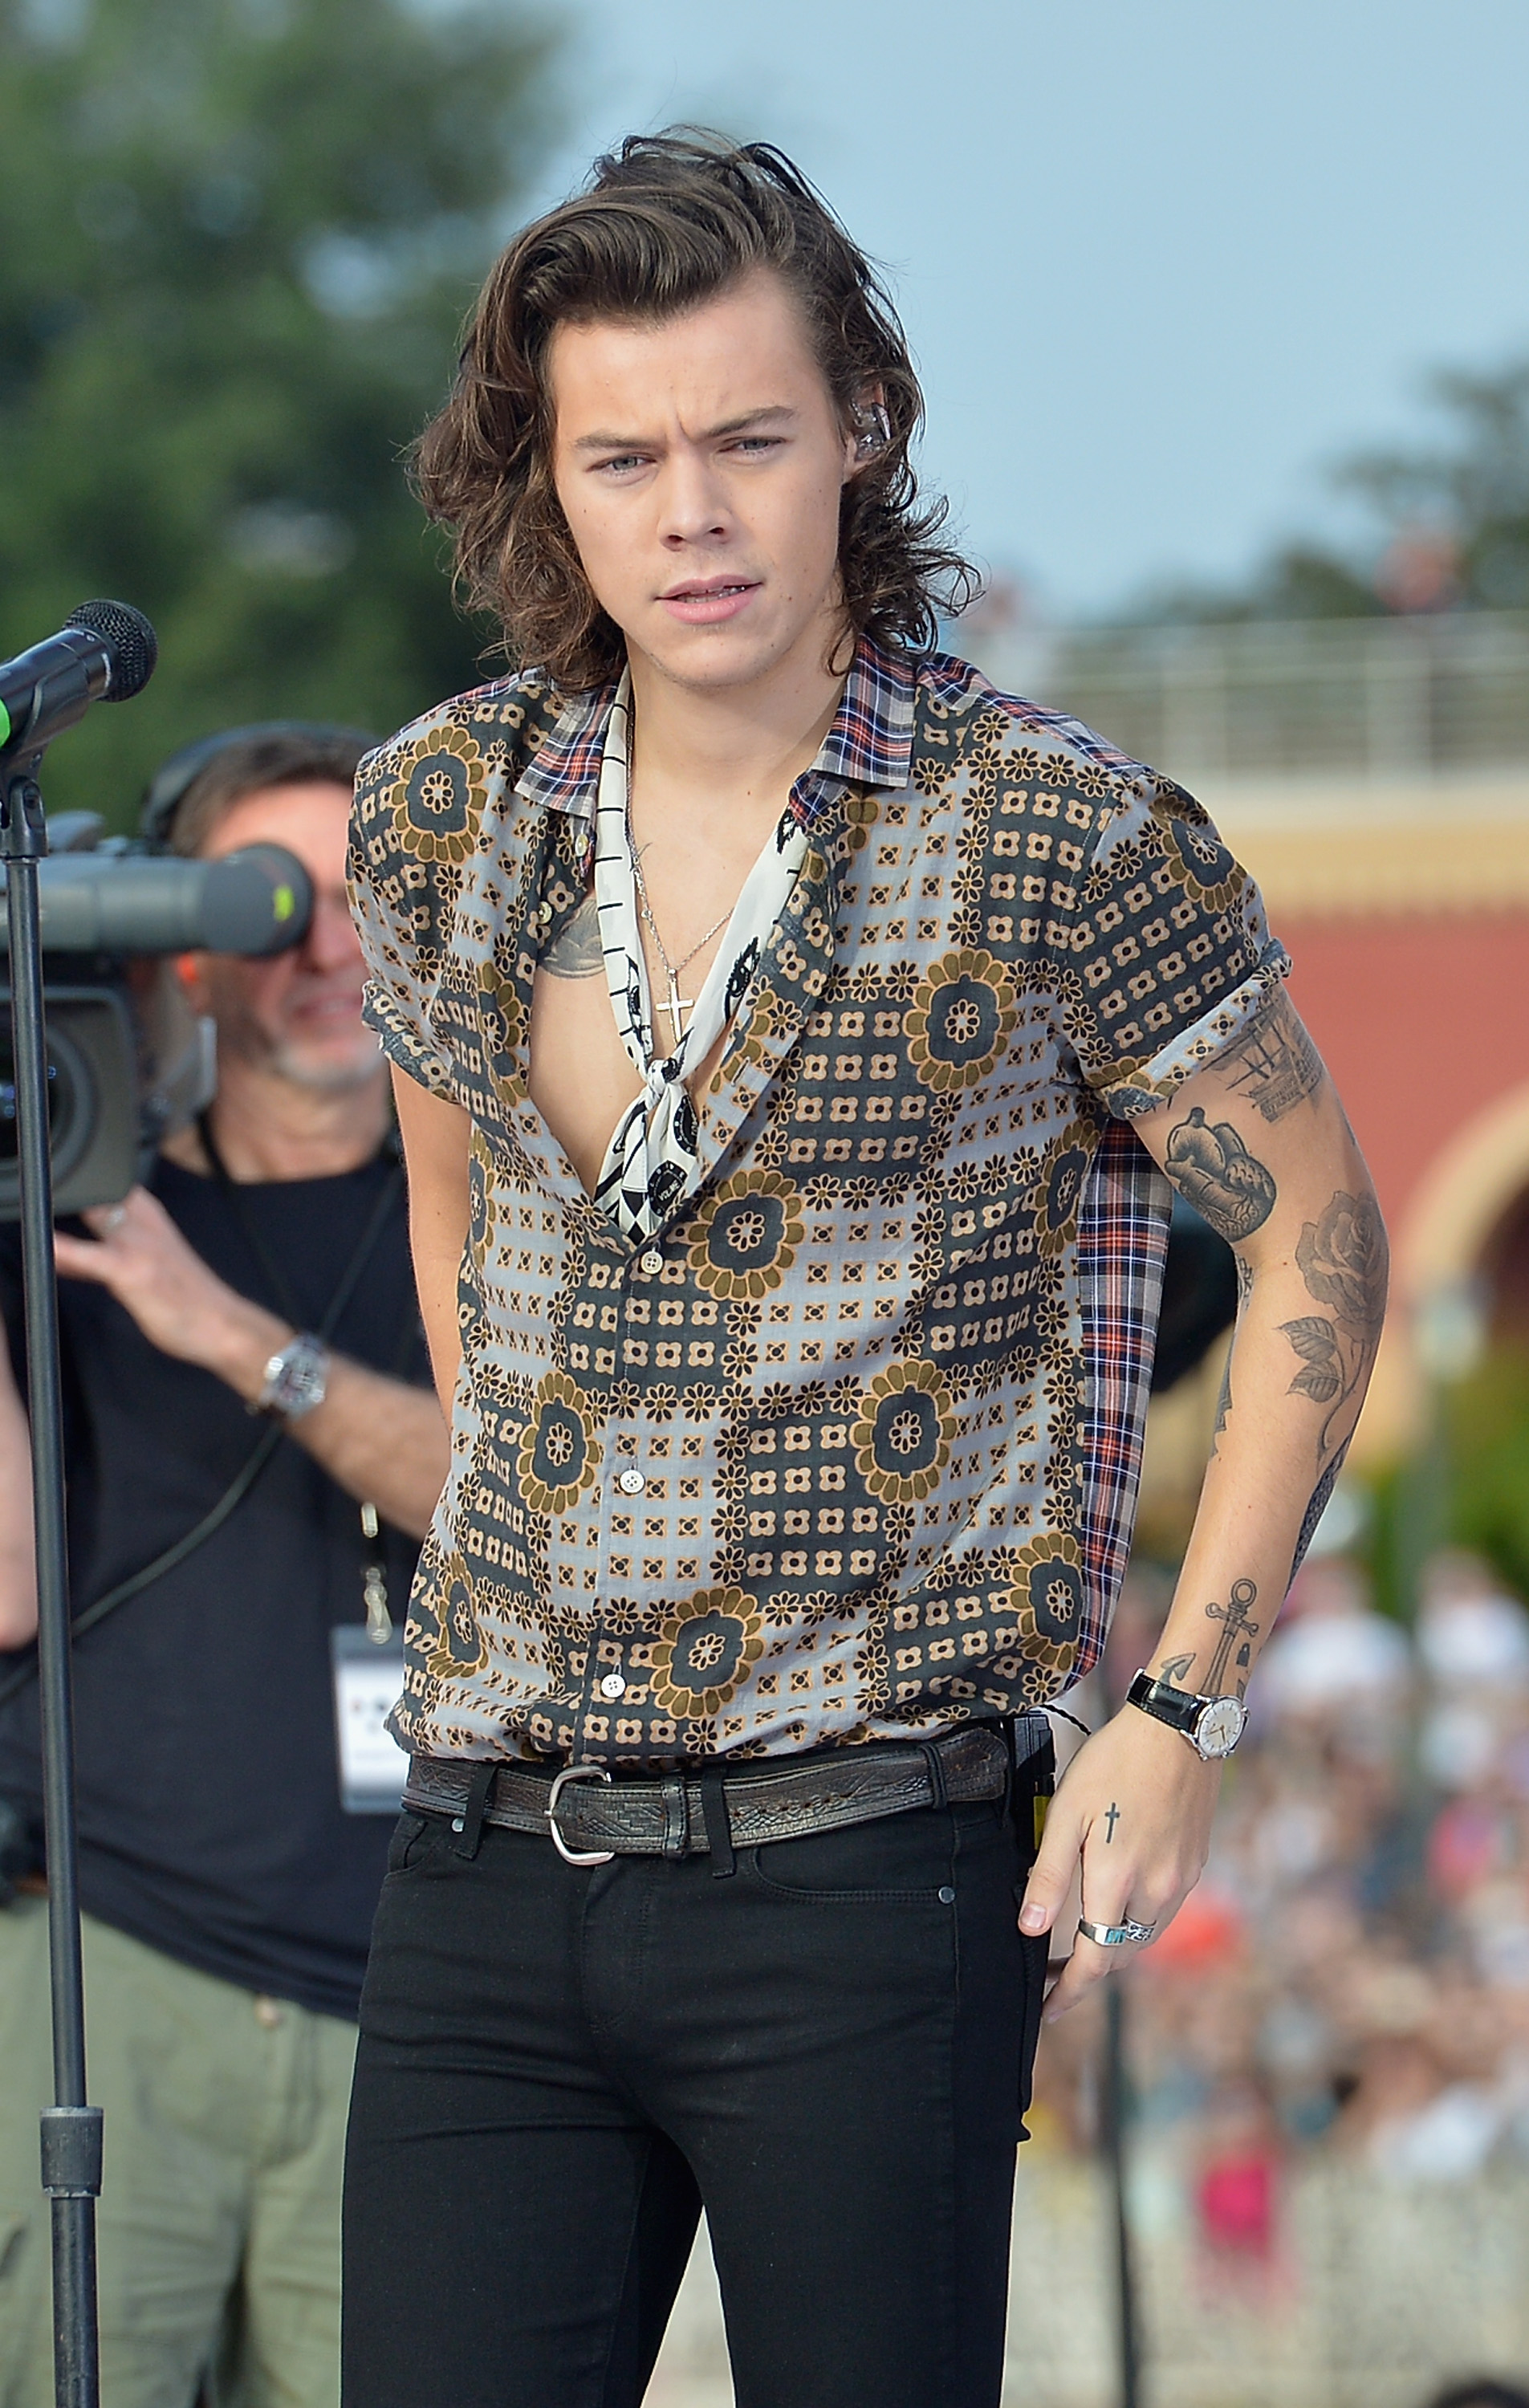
[0,1019,94,1209]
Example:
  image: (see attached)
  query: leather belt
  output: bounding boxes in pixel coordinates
[402,1722,1023,1865]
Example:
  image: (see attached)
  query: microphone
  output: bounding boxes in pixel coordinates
[0,601,158,760]
[0,844,315,958]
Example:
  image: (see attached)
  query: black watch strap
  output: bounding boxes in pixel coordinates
[1126,1668,1246,1759]
[1126,1670,1201,1735]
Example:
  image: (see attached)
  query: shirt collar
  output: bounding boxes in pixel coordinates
[512,635,919,826]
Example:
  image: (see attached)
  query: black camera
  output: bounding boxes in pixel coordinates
[0,813,313,1220]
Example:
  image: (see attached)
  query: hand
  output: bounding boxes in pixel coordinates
[53,1188,287,1399]
[1018,1703,1222,2021]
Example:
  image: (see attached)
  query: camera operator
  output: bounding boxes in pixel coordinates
[0,726,449,2408]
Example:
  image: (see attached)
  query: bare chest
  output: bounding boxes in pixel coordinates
[525,894,727,1199]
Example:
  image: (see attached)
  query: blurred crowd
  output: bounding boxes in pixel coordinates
[1029,1534,1529,2255]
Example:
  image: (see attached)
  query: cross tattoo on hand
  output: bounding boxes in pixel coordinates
[1104,1802,1120,1843]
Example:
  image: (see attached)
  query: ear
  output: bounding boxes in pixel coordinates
[844,383,891,479]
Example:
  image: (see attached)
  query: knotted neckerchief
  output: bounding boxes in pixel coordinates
[592,674,809,1241]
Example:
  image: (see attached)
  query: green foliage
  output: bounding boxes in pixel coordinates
[1342,363,1529,612]
[0,0,558,823]
[1131,543,1383,627]
[1438,1345,1529,1603]
[1133,357,1529,624]
[1356,1353,1529,1623]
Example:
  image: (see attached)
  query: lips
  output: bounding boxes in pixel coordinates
[661,579,758,600]
[658,578,761,625]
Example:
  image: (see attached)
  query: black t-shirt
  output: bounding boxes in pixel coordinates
[0,1151,427,2022]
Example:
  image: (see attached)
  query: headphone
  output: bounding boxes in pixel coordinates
[139,720,375,852]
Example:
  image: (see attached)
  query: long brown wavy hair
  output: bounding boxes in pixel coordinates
[413,132,981,689]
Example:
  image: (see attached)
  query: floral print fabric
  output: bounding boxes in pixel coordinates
[348,638,1287,1766]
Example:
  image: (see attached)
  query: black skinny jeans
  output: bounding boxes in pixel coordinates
[343,1754,1049,2408]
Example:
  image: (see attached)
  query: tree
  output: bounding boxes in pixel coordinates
[1136,357,1529,624]
[0,0,557,821]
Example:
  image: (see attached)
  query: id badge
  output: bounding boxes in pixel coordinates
[331,1625,409,1814]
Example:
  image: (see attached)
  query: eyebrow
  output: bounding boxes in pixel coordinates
[571,404,798,454]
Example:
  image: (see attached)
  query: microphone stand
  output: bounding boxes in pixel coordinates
[2,750,102,2408]
[1101,1978,1141,2408]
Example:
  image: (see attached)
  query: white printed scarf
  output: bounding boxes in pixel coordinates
[591,676,808,1241]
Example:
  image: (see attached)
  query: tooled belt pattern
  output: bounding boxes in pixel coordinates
[402,1724,1015,1858]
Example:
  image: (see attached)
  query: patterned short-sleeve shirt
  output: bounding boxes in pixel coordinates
[348,637,1287,1766]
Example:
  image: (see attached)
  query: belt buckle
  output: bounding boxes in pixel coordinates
[547,1762,615,1866]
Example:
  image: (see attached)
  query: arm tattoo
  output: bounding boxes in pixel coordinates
[1290,1448,1347,1587]
[541,892,604,979]
[1205,1578,1260,1697]
[1279,1189,1388,1463]
[1158,1653,1197,1688]
[1210,1354,1232,1457]
[1210,1263,1252,1460]
[1222,995,1324,1123]
[1165,1107,1277,1241]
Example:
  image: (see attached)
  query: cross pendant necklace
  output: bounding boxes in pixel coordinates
[658,971,697,1042]
[627,801,734,1053]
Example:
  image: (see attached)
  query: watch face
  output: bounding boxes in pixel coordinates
[1196,1697,1246,1759]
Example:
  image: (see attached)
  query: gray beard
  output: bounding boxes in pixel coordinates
[214,1011,383,1096]
[265,1032,384,1094]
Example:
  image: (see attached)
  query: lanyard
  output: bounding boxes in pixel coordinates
[197,1113,409,1641]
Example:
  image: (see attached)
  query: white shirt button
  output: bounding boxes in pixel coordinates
[599,1673,626,1701]
[640,1251,663,1275]
[616,1468,645,1496]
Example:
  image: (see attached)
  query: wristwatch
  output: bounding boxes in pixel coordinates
[257,1332,331,1423]
[1126,1669,1246,1761]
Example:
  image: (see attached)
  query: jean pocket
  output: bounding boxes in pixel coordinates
[746,1804,958,1903]
[384,1811,430,1875]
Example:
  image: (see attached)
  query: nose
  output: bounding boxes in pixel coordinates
[654,443,730,549]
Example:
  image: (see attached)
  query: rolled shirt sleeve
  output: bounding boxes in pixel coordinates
[1059,772,1289,1119]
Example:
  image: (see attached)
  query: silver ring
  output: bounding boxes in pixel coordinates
[102,1205,127,1232]
[1077,1916,1157,1948]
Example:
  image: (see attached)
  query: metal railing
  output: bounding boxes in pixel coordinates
[970,612,1529,783]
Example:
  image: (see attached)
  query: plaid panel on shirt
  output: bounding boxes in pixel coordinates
[510,638,921,834]
[1076,1119,1173,1677]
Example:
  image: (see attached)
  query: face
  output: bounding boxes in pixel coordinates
[181,782,381,1093]
[547,268,863,695]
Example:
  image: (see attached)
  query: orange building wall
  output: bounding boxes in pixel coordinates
[1279,913,1529,1242]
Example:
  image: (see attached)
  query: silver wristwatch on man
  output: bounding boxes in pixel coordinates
[256,1332,331,1423]
[1126,1670,1247,1761]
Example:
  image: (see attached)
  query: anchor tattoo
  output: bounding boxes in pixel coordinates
[1205,1577,1260,1695]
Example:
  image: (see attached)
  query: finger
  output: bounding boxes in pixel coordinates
[1043,1923,1151,2022]
[1018,1799,1084,1936]
[80,1202,130,1239]
[1043,1861,1155,2019]
[53,1231,118,1283]
[1043,1939,1116,2020]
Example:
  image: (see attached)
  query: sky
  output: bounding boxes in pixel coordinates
[521,0,1529,621]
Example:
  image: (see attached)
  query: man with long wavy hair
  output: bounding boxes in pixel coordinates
[343,132,1384,2408]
